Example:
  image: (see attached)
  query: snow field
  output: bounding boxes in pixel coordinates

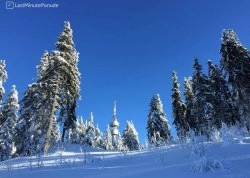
[1,138,250,178]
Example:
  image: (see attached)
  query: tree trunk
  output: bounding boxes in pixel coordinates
[61,125,66,142]
[44,83,59,155]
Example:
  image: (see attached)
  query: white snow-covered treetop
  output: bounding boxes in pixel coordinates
[155,93,164,113]
[126,121,138,136]
[89,112,94,124]
[10,85,18,100]
[36,51,49,80]
[0,60,7,83]
[222,29,242,47]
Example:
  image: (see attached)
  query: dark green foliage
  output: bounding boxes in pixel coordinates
[184,77,195,132]
[172,71,189,140]
[16,58,60,156]
[191,58,211,137]
[220,29,250,131]
[208,60,237,129]
[56,21,80,142]
[61,99,77,142]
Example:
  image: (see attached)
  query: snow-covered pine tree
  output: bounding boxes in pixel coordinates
[0,60,7,104]
[191,58,212,138]
[184,77,195,132]
[94,125,102,148]
[36,51,50,80]
[172,71,189,141]
[0,60,7,127]
[77,116,86,144]
[16,51,63,156]
[208,60,237,129]
[16,82,47,156]
[36,51,61,147]
[85,112,96,146]
[56,21,81,142]
[0,85,19,161]
[116,133,125,151]
[68,116,87,144]
[147,94,172,144]
[220,29,250,131]
[103,125,113,150]
[122,121,140,151]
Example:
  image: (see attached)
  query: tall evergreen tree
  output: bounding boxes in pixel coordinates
[147,94,172,144]
[103,125,113,150]
[116,133,125,151]
[220,29,250,131]
[122,121,140,151]
[68,116,86,144]
[184,77,195,131]
[85,112,96,146]
[0,60,7,104]
[15,50,64,156]
[0,85,19,161]
[208,60,237,129]
[36,51,50,80]
[56,21,81,142]
[172,71,189,140]
[191,58,211,137]
[0,60,7,127]
[94,125,102,148]
[78,116,87,144]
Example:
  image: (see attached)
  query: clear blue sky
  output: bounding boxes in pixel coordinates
[1,0,250,142]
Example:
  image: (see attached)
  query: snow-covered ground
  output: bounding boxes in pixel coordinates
[1,138,250,178]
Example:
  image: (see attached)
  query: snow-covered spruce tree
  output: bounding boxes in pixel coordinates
[78,116,86,144]
[184,77,195,132]
[15,51,64,156]
[36,51,60,146]
[56,21,81,142]
[208,60,237,129]
[191,58,212,138]
[94,125,103,148]
[0,60,7,127]
[0,60,7,104]
[103,125,113,150]
[36,51,50,80]
[85,112,96,147]
[147,94,172,144]
[116,133,125,151]
[220,29,250,131]
[172,71,189,141]
[122,121,140,151]
[69,116,88,145]
[0,85,19,161]
[15,82,44,156]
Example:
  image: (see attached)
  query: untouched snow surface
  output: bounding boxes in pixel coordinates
[1,138,250,178]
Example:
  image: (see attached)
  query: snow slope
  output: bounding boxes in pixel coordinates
[1,138,250,178]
